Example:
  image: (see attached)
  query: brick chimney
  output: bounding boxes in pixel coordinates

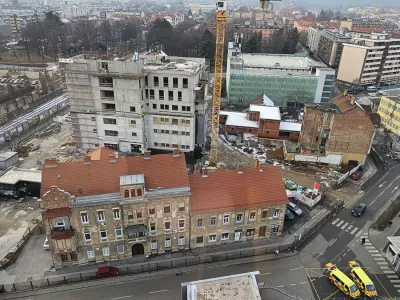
[343,90,348,96]
[201,167,208,178]
[144,150,151,160]
[44,158,58,168]
[350,97,355,106]
[83,156,91,165]
[237,164,243,174]
[254,160,260,168]
[173,148,180,157]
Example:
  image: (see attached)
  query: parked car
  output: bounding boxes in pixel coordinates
[285,208,295,221]
[96,266,119,278]
[287,202,303,216]
[352,203,367,217]
[368,92,377,97]
[0,78,6,83]
[351,171,362,180]
[43,237,50,250]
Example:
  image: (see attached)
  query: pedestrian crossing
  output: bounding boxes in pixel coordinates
[360,233,400,293]
[331,218,363,237]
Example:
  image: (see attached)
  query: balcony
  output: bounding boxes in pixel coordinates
[125,225,147,243]
[50,226,74,239]
[99,77,114,87]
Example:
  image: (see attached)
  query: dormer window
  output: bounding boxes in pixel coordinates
[137,189,142,197]
[131,189,136,197]
[124,190,129,198]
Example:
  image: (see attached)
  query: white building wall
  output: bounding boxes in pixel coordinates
[314,69,335,104]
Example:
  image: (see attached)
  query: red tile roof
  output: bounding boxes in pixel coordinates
[41,152,189,197]
[44,207,70,219]
[189,166,288,214]
[88,147,117,160]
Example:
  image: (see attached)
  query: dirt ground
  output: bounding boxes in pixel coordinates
[18,122,83,169]
[0,199,40,261]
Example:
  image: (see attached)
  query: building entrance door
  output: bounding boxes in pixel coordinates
[132,243,144,256]
[234,231,241,241]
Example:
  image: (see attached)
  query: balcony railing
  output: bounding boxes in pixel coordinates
[50,226,74,239]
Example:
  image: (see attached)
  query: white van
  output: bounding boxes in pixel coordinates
[367,86,377,92]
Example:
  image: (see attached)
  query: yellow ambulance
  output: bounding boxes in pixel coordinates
[348,261,378,298]
[326,263,361,299]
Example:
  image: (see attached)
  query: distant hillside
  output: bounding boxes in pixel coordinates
[289,0,399,9]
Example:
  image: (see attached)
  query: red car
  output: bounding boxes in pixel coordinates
[96,266,119,278]
[351,171,362,180]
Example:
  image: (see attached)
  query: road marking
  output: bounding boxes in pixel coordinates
[149,290,168,294]
[364,242,372,246]
[380,266,390,269]
[392,186,399,194]
[383,270,395,274]
[341,222,349,230]
[393,285,400,288]
[365,246,376,249]
[379,181,387,188]
[277,285,284,288]
[290,283,296,286]
[390,280,400,283]
[374,257,385,261]
[329,238,337,246]
[300,282,307,285]
[350,227,358,235]
[290,266,304,271]
[260,272,271,275]
[337,220,344,227]
[361,233,368,237]
[387,275,399,278]
[351,243,355,248]
[113,296,132,300]
[371,254,383,257]
[355,230,363,237]
[368,250,380,253]
[377,262,388,265]
[332,218,340,225]
[346,225,353,232]
[338,258,342,262]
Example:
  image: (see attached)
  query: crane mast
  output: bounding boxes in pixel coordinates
[209,1,227,167]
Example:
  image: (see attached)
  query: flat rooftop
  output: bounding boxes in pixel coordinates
[182,272,261,300]
[0,151,18,161]
[240,54,326,69]
[0,167,42,185]
[388,236,400,251]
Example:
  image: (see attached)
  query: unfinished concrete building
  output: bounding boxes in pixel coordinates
[64,53,208,154]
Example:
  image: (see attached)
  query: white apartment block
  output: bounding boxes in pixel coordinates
[337,32,400,86]
[307,26,323,53]
[63,54,208,154]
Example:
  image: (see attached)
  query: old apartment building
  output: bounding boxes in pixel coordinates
[62,52,208,154]
[40,148,191,267]
[188,163,288,247]
[299,93,376,165]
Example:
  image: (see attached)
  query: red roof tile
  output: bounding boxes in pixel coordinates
[44,207,70,218]
[189,166,288,214]
[88,147,117,160]
[41,152,189,197]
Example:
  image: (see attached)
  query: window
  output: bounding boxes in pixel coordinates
[151,240,157,250]
[196,236,203,244]
[103,118,117,125]
[153,117,157,123]
[270,224,279,232]
[179,203,185,212]
[93,129,97,133]
[102,247,110,256]
[87,250,95,259]
[100,230,107,240]
[130,120,136,125]
[117,244,124,255]
[136,209,143,218]
[246,229,255,236]
[197,219,203,227]
[209,234,217,242]
[97,210,105,222]
[178,91,182,101]
[221,233,229,240]
[145,89,149,99]
[130,106,136,112]
[160,104,169,110]
[173,77,178,88]
[172,130,178,135]
[159,90,164,100]
[81,212,89,224]
[153,129,158,134]
[127,210,134,220]
[165,238,171,248]
[145,76,148,86]
[183,78,188,88]
[153,104,157,109]
[168,91,173,100]
[164,221,171,230]
[124,190,129,198]
[150,222,156,232]
[183,119,190,125]
[150,89,154,99]
[103,103,115,111]
[249,212,256,222]
[210,217,217,226]
[179,219,185,228]
[115,227,123,237]
[131,189,136,197]
[154,76,159,87]
[70,253,77,261]
[113,209,120,220]
[149,207,155,215]
[185,132,190,136]
[182,106,191,112]
[172,118,178,125]
[172,105,179,111]
[223,214,230,224]
[163,77,168,87]
[91,117,96,121]
[132,132,137,137]
[262,210,268,219]
[273,209,280,218]
[178,236,185,246]
[84,232,91,242]
[172,144,178,148]
[105,130,118,136]
[236,213,243,223]
[164,206,171,214]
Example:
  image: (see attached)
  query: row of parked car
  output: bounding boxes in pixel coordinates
[0,77,39,86]
[285,201,303,221]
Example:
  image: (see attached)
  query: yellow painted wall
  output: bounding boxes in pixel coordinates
[377,96,400,135]
[326,151,367,164]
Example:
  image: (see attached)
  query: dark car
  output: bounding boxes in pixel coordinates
[96,266,119,278]
[351,171,362,180]
[285,208,295,221]
[352,203,367,217]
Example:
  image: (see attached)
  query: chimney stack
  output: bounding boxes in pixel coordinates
[254,160,260,168]
[144,150,151,160]
[350,97,355,106]
[83,156,91,165]
[201,167,208,178]
[237,164,243,174]
[173,148,180,157]
[343,90,348,96]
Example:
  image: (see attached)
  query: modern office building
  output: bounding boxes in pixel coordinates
[63,53,209,154]
[316,29,352,68]
[226,42,335,106]
[337,33,400,86]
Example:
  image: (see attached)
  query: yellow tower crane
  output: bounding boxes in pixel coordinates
[260,0,282,10]
[209,1,227,167]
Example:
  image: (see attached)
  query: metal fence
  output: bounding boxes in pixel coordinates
[362,147,386,190]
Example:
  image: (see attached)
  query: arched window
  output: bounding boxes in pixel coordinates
[124,190,129,198]
[131,189,136,197]
[137,189,142,197]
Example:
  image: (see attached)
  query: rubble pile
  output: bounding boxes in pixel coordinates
[35,122,61,139]
[12,144,33,158]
